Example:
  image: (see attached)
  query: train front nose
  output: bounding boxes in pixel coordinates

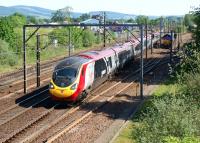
[49,81,76,99]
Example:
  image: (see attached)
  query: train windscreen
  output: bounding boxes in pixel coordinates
[53,67,77,87]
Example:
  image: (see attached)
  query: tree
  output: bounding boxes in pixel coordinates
[135,15,149,25]
[0,17,16,48]
[184,14,194,32]
[82,29,95,47]
[43,18,51,23]
[51,10,66,23]
[149,18,160,27]
[79,13,90,21]
[61,6,73,22]
[51,6,73,23]
[49,27,83,48]
[27,16,38,24]
[126,18,135,23]
[192,6,200,48]
[0,39,17,66]
[0,13,27,53]
[9,13,26,27]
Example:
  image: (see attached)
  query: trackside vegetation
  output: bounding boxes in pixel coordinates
[114,6,200,143]
[0,6,195,73]
[0,13,104,73]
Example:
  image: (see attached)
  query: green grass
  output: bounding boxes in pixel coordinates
[151,83,180,97]
[114,122,135,143]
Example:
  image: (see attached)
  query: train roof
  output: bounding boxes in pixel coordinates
[79,44,130,60]
[78,34,157,61]
[55,56,90,70]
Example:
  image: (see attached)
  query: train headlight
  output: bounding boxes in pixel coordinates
[49,83,54,89]
[70,83,78,90]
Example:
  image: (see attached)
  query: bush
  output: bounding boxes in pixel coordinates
[82,29,95,47]
[71,27,83,48]
[133,94,200,143]
[0,17,16,48]
[0,39,17,66]
[95,32,102,44]
[49,27,83,49]
[131,6,200,143]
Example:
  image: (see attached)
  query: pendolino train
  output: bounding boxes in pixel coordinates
[49,33,159,102]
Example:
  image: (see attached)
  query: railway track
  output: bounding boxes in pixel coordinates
[45,58,164,143]
[0,48,162,115]
[0,57,61,86]
[0,33,191,143]
[0,32,190,93]
[0,45,118,110]
[0,52,166,143]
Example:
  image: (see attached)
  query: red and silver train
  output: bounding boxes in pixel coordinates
[49,33,160,102]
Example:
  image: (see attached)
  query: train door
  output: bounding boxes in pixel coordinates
[135,44,140,55]
[106,56,114,73]
[111,55,116,70]
[94,58,107,79]
[118,51,128,67]
[112,50,119,69]
[84,62,95,89]
[131,44,135,58]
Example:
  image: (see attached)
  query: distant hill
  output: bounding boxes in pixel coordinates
[0,5,54,18]
[89,11,137,20]
[0,5,138,19]
[0,5,181,20]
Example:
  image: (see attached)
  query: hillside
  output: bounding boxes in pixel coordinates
[0,5,182,20]
[0,5,137,19]
[0,5,53,18]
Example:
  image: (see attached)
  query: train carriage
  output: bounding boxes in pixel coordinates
[49,34,153,102]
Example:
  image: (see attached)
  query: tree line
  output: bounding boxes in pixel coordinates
[0,8,195,67]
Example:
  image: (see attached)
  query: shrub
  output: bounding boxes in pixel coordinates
[49,27,83,49]
[82,29,95,47]
[0,39,17,66]
[95,32,102,44]
[133,95,200,143]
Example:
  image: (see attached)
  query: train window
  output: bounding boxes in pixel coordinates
[144,40,147,46]
[127,50,130,56]
[109,57,112,68]
[94,59,107,78]
[53,67,77,87]
[135,44,140,51]
[118,51,127,65]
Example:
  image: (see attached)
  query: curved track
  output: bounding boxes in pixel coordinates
[0,52,166,143]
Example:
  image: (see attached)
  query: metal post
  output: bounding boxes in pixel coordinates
[68,28,71,56]
[160,18,162,48]
[163,19,165,33]
[145,20,148,59]
[23,26,27,93]
[140,25,144,99]
[36,34,41,87]
[170,30,173,64]
[151,27,153,54]
[103,12,106,48]
[168,19,170,33]
[126,30,129,41]
[178,27,180,50]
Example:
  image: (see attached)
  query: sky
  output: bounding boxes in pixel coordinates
[0,0,199,16]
